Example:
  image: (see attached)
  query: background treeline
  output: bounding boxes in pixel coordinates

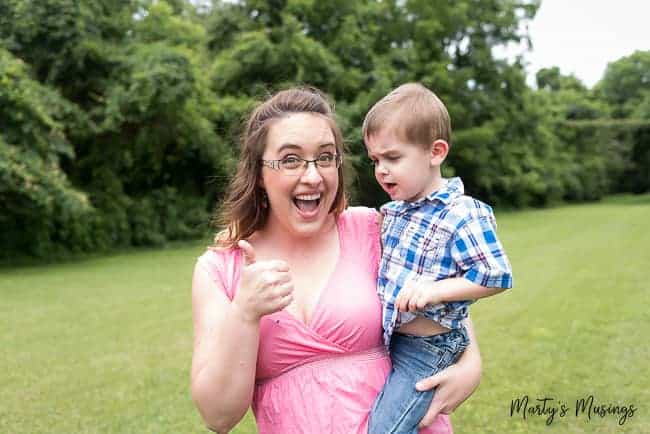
[1,0,649,260]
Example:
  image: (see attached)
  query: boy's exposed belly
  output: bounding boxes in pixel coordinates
[396,315,450,336]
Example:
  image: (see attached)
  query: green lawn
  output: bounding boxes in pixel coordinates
[1,195,648,434]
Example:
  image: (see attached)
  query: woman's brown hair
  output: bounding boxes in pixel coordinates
[213,87,347,248]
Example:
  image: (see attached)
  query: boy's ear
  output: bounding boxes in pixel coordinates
[429,139,449,165]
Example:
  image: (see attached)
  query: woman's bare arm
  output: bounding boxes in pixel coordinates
[191,242,294,432]
[190,264,260,433]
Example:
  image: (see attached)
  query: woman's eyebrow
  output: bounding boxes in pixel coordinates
[277,143,301,153]
[277,143,335,152]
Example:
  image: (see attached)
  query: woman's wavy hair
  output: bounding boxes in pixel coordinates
[213,87,347,248]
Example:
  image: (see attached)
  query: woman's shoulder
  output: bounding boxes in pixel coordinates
[339,206,378,225]
[342,206,379,218]
[338,206,380,241]
[196,245,242,299]
[197,244,239,265]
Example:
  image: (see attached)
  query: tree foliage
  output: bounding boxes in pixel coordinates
[1,0,647,260]
[0,48,94,258]
[1,0,230,259]
[596,50,650,118]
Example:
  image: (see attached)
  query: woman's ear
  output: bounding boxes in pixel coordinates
[430,140,450,166]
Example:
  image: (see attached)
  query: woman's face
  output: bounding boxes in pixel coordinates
[260,113,339,239]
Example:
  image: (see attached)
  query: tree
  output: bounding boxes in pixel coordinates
[596,50,650,118]
[594,51,650,193]
[0,48,93,258]
[202,0,544,206]
[1,1,233,257]
[9,0,644,259]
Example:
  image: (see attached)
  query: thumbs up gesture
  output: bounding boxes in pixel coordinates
[232,240,294,323]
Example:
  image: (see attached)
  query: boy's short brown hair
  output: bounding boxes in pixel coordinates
[362,83,451,147]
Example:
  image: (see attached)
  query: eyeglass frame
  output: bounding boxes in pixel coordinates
[260,153,342,174]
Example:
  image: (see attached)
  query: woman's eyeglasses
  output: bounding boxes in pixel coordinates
[261,153,342,176]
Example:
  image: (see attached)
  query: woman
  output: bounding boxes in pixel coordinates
[191,87,482,433]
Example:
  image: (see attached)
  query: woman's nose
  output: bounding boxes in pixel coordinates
[300,161,323,183]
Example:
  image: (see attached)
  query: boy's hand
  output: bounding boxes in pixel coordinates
[395,279,443,312]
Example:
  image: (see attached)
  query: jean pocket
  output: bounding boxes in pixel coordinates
[392,335,440,373]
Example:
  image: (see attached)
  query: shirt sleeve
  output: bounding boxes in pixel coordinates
[450,215,513,289]
[195,248,241,300]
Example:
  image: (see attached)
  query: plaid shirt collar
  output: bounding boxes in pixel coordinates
[391,177,465,214]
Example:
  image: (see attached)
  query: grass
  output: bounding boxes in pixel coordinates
[1,195,648,434]
[456,194,650,433]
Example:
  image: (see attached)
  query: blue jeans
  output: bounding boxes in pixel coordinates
[368,328,469,434]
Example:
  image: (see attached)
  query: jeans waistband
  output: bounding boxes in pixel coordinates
[393,326,468,347]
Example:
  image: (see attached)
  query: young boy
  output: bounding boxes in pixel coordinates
[364,83,513,434]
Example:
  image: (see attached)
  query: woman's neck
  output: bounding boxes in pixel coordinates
[254,214,337,258]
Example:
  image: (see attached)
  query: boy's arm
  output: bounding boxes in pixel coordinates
[425,276,506,303]
[450,213,512,289]
[396,214,512,312]
[395,277,503,311]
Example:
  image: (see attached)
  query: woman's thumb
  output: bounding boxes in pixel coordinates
[416,371,444,392]
[238,240,256,265]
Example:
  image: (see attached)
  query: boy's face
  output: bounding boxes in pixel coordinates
[365,129,447,202]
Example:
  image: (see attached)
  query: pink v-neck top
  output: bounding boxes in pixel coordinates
[197,207,451,434]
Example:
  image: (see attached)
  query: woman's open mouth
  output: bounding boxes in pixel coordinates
[293,193,322,218]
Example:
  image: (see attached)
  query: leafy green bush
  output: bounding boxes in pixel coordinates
[1,1,648,261]
[0,48,95,259]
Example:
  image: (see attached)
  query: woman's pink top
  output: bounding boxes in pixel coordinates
[197,207,452,434]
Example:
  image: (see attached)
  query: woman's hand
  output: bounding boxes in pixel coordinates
[414,360,480,427]
[415,317,482,428]
[232,240,294,323]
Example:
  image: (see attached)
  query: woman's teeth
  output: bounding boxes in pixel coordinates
[294,193,321,211]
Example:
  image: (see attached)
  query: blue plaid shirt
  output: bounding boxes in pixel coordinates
[378,177,513,345]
